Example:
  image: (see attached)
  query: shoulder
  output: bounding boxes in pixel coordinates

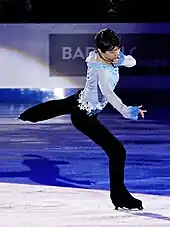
[97,65,117,85]
[97,64,115,76]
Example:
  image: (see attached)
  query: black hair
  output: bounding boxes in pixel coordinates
[94,28,121,53]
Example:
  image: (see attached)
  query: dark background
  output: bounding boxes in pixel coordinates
[0,0,169,22]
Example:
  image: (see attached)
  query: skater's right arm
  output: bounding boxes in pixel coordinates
[98,69,140,120]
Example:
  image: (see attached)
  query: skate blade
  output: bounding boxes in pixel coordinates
[115,206,144,211]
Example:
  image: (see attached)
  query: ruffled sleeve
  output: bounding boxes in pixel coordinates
[114,51,136,68]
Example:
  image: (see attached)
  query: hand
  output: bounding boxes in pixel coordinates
[139,105,147,118]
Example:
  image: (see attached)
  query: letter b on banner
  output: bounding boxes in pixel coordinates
[49,34,95,77]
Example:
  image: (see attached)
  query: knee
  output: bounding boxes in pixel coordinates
[117,143,126,158]
[105,139,126,161]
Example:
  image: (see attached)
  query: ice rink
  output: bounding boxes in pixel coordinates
[0,104,170,226]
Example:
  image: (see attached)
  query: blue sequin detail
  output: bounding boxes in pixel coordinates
[129,106,140,120]
[114,51,125,67]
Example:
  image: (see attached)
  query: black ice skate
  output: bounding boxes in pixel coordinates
[111,185,143,210]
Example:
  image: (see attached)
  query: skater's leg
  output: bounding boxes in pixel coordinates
[19,91,81,122]
[71,107,143,210]
[71,107,126,185]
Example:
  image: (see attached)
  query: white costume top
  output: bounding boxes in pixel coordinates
[77,50,140,120]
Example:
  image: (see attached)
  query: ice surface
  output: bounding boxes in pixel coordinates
[0,183,170,227]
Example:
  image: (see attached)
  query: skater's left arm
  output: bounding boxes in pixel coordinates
[114,51,136,68]
[98,69,146,120]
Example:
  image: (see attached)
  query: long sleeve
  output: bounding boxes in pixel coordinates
[121,55,136,67]
[114,52,136,68]
[98,69,140,120]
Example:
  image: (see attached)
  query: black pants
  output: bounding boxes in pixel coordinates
[70,106,126,198]
[19,91,127,198]
[19,91,81,122]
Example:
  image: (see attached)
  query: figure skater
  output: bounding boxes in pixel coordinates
[19,28,147,210]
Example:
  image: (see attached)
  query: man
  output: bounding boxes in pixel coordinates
[19,28,146,210]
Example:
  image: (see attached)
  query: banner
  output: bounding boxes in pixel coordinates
[49,34,170,77]
[0,23,170,89]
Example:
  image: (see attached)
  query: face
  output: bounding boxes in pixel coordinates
[100,46,120,62]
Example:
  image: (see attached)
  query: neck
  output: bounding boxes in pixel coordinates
[97,51,113,65]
